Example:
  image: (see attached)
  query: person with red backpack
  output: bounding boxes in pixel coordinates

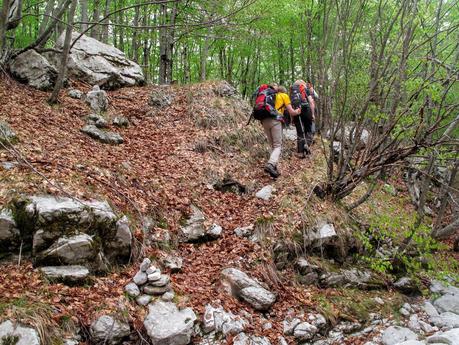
[289,80,316,158]
[251,84,300,178]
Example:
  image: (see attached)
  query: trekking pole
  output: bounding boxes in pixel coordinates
[298,116,310,155]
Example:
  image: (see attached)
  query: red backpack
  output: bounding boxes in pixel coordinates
[251,84,278,121]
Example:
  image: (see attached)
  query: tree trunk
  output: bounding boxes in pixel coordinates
[0,0,10,55]
[6,0,22,30]
[289,37,295,82]
[183,45,190,83]
[166,2,178,83]
[49,0,78,105]
[80,0,88,32]
[101,0,111,43]
[200,35,209,81]
[158,3,167,84]
[131,4,139,62]
[91,0,100,40]
[38,0,55,36]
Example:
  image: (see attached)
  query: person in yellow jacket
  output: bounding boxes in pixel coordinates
[262,85,300,178]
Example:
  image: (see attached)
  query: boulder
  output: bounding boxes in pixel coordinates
[0,208,20,251]
[207,224,223,239]
[149,274,170,287]
[39,265,90,284]
[213,178,247,195]
[149,88,174,107]
[221,268,276,311]
[239,286,277,311]
[203,304,247,336]
[133,270,148,285]
[37,233,97,266]
[0,120,17,144]
[234,225,254,239]
[148,270,161,282]
[68,89,84,99]
[104,216,132,263]
[328,124,370,148]
[9,49,57,91]
[394,277,420,295]
[424,301,440,318]
[140,258,152,271]
[433,294,459,314]
[86,85,108,113]
[320,268,384,289]
[293,322,318,342]
[381,326,418,345]
[144,301,196,345]
[0,320,40,345]
[431,312,459,329]
[213,81,237,97]
[310,222,337,246]
[125,282,140,297]
[113,116,129,128]
[163,255,183,273]
[179,205,207,242]
[46,32,144,90]
[90,315,130,344]
[426,328,459,344]
[136,295,152,306]
[430,280,459,296]
[81,125,124,144]
[161,291,175,302]
[233,333,271,345]
[283,318,301,335]
[13,195,131,270]
[294,257,318,275]
[255,185,274,201]
[143,285,171,296]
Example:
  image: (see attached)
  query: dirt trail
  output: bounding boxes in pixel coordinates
[1,77,326,340]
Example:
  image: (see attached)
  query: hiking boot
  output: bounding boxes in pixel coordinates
[264,163,280,178]
[295,152,306,159]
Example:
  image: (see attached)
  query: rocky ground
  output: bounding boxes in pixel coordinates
[0,75,458,345]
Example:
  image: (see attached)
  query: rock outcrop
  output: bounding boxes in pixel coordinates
[90,315,130,345]
[40,265,90,284]
[0,320,40,345]
[85,85,108,113]
[0,208,20,251]
[9,49,58,91]
[1,195,131,273]
[45,32,145,90]
[143,301,196,345]
[0,120,17,144]
[221,268,276,311]
[81,125,124,145]
[179,205,223,242]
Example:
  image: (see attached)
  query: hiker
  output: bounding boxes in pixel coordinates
[289,79,315,158]
[252,84,300,178]
[307,81,319,136]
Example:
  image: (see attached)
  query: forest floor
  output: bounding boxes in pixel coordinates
[0,75,457,344]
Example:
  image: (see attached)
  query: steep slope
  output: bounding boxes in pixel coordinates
[1,76,455,344]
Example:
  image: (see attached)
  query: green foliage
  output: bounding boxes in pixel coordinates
[357,210,448,276]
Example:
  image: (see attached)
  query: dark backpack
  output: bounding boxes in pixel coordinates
[252,84,278,121]
[290,84,309,109]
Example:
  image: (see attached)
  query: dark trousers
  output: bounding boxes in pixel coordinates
[294,107,313,154]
